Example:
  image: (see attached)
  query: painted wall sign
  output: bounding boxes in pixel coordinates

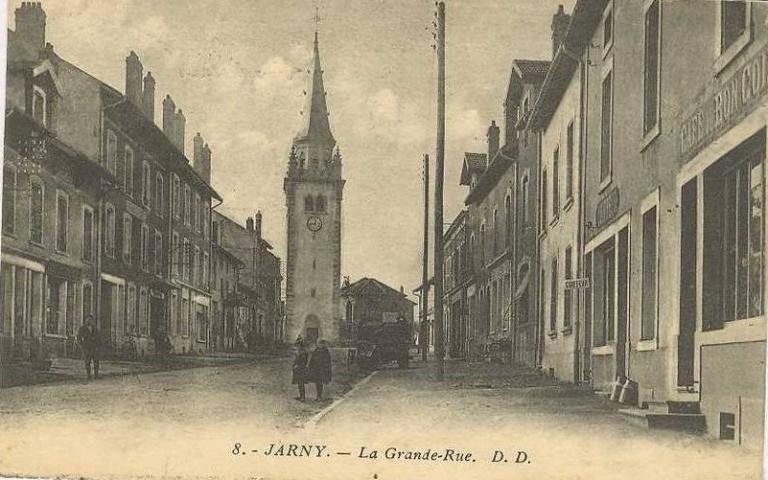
[680,42,768,161]
[595,187,620,228]
[564,278,590,290]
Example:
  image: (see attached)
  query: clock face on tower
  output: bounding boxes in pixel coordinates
[306,215,323,232]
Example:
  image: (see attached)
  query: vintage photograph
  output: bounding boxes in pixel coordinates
[0,0,766,478]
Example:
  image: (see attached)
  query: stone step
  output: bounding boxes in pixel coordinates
[618,408,706,434]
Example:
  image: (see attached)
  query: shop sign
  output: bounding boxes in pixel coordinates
[595,187,620,228]
[680,42,768,161]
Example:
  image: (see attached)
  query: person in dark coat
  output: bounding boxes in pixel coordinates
[308,340,332,401]
[154,327,173,370]
[77,316,101,380]
[291,341,309,401]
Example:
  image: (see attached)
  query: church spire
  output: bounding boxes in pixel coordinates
[295,29,335,146]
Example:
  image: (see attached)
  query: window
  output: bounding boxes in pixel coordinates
[154,230,163,275]
[194,246,201,286]
[170,291,178,337]
[540,170,548,230]
[172,231,180,277]
[82,281,93,324]
[183,239,191,281]
[304,195,314,212]
[193,193,200,232]
[550,255,558,333]
[505,194,512,247]
[200,200,208,236]
[566,122,574,200]
[552,147,560,218]
[722,153,763,322]
[142,161,151,207]
[311,288,316,298]
[83,207,94,262]
[32,86,47,127]
[124,146,134,196]
[212,221,220,244]
[720,1,747,54]
[173,174,181,218]
[643,0,661,137]
[30,179,44,244]
[603,4,614,53]
[641,206,658,340]
[600,69,614,184]
[521,174,529,225]
[141,224,150,271]
[316,195,326,213]
[155,172,164,218]
[595,241,616,346]
[197,305,208,342]
[55,191,69,252]
[184,185,191,225]
[492,209,499,256]
[139,288,148,336]
[3,166,16,235]
[127,284,136,335]
[480,224,486,265]
[104,204,116,257]
[106,131,117,174]
[203,252,209,289]
[122,214,132,264]
[181,295,190,337]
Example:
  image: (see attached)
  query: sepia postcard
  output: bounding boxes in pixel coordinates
[0,0,766,479]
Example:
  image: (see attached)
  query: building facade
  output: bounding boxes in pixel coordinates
[341,277,416,339]
[284,33,345,344]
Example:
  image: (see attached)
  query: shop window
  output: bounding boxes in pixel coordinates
[594,240,616,347]
[82,281,93,325]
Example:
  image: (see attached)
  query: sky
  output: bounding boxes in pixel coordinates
[5,0,574,299]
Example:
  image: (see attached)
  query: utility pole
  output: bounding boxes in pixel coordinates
[421,154,430,362]
[433,0,446,381]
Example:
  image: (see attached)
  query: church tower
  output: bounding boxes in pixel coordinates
[283,31,345,344]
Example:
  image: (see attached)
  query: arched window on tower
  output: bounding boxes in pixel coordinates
[315,195,326,212]
[304,195,314,212]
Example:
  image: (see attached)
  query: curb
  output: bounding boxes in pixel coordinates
[304,370,378,430]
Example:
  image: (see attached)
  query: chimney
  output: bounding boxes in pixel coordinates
[15,2,46,54]
[400,286,404,295]
[487,120,500,159]
[174,109,186,154]
[162,95,176,140]
[125,51,143,106]
[551,5,571,58]
[254,211,262,238]
[246,216,254,232]
[142,72,155,122]
[193,132,205,166]
[200,143,212,184]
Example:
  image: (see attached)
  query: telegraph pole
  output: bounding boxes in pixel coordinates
[421,154,430,362]
[433,0,446,381]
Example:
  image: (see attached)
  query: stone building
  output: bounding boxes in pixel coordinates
[209,218,245,351]
[341,277,416,340]
[284,32,344,344]
[443,210,468,358]
[2,3,222,358]
[214,211,283,348]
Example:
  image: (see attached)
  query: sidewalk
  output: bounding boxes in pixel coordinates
[0,349,291,388]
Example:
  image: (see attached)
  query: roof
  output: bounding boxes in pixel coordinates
[459,152,488,186]
[465,144,517,206]
[529,0,609,130]
[341,277,417,304]
[294,32,335,146]
[512,59,551,79]
[444,210,467,243]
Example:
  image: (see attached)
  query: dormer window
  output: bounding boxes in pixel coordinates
[32,86,47,127]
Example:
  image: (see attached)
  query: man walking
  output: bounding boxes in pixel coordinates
[308,340,332,401]
[77,316,101,380]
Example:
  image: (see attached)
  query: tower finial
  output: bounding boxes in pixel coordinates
[314,5,320,46]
